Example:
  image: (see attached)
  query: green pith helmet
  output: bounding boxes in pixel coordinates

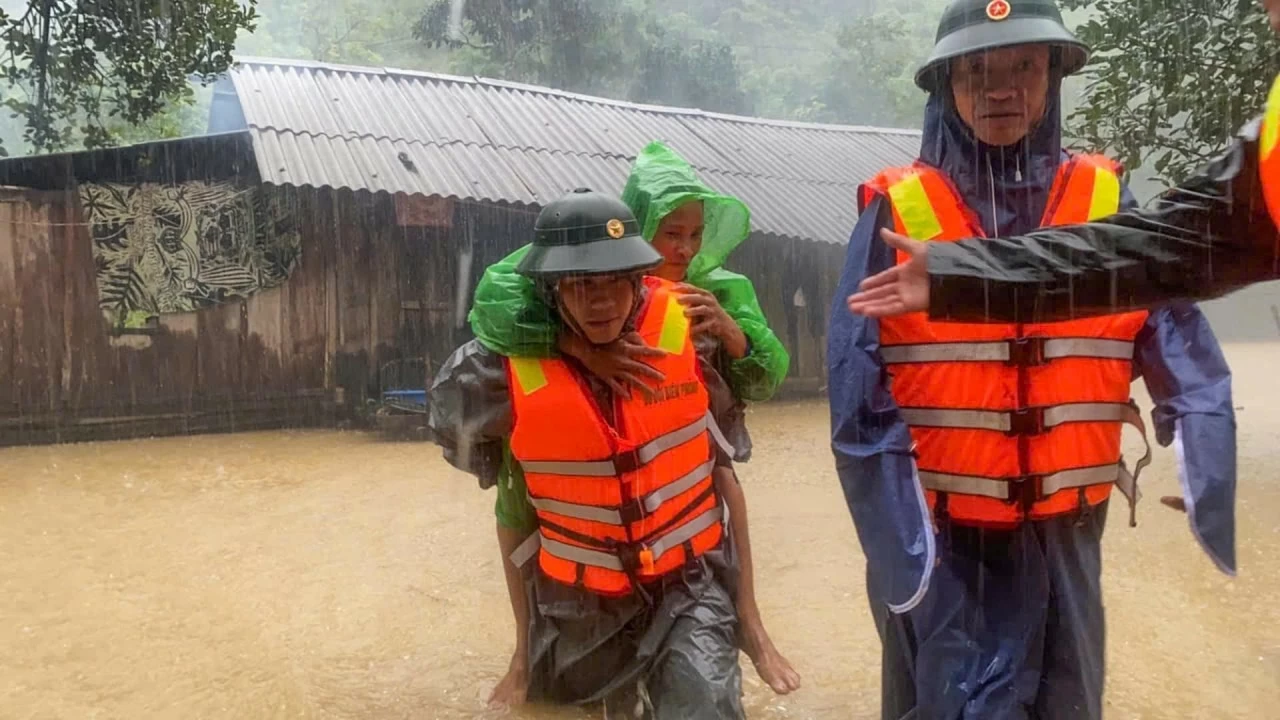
[516,188,663,280]
[915,0,1089,93]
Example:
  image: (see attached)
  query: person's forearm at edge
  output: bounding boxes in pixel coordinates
[496,523,533,666]
[926,130,1280,324]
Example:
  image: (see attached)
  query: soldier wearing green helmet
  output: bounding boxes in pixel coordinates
[467,143,801,696]
[828,2,1236,719]
[430,189,755,717]
[847,0,1280,321]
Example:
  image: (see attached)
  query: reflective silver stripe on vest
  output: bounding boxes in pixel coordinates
[518,413,714,478]
[880,338,1135,364]
[540,536,625,571]
[512,504,725,572]
[898,407,1011,432]
[637,414,707,465]
[642,459,717,513]
[528,496,623,525]
[705,410,736,460]
[645,503,724,560]
[526,458,717,526]
[517,458,617,477]
[1045,401,1141,426]
[510,532,541,568]
[881,343,1009,363]
[899,401,1138,432]
[1045,338,1134,360]
[918,463,1124,500]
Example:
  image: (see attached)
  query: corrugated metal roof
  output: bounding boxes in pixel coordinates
[227,57,922,244]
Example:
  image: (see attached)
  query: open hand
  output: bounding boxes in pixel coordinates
[845,228,931,318]
[570,332,667,395]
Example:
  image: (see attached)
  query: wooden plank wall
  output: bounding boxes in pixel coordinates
[0,186,344,445]
[0,188,836,446]
[725,231,844,393]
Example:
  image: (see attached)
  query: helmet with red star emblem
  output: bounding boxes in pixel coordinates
[915,0,1088,93]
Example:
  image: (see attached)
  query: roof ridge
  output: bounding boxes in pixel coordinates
[230,55,922,137]
[242,125,643,159]
[245,125,873,188]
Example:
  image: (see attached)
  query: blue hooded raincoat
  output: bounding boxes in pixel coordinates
[827,85,1237,720]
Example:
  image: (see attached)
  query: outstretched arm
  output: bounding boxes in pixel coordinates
[850,122,1280,324]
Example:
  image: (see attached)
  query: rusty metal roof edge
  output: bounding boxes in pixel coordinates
[229,56,922,138]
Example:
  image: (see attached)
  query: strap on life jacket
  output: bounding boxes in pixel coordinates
[872,157,1151,527]
[510,503,725,573]
[881,332,1153,526]
[508,409,737,570]
[529,458,717,524]
[912,400,1153,527]
[514,410,735,479]
[879,337,1136,365]
[919,462,1142,510]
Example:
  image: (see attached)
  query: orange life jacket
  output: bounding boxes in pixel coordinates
[1259,72,1280,227]
[859,154,1152,529]
[505,276,726,596]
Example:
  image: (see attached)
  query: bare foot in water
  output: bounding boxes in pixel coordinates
[487,653,529,710]
[740,619,801,695]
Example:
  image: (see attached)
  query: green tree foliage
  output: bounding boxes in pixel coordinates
[414,0,753,115]
[807,13,929,127]
[1062,0,1280,183]
[236,0,449,70]
[0,0,258,155]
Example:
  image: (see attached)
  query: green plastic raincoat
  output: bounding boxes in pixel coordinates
[467,141,790,403]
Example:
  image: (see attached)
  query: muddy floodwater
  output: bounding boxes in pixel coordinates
[3,344,1279,720]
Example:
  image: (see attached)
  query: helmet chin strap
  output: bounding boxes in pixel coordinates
[547,274,647,348]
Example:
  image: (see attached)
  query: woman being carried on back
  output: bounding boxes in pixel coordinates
[468,141,798,696]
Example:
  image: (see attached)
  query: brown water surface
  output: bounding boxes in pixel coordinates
[2,344,1278,719]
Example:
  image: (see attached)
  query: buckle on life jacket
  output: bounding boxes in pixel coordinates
[1006,336,1047,367]
[1006,407,1046,436]
[618,499,646,525]
[1006,474,1044,512]
[612,447,643,474]
[612,540,643,574]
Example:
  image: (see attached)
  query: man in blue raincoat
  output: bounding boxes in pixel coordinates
[844,0,1280,321]
[826,1,1238,719]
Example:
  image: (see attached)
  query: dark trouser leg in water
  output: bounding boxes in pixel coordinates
[646,575,745,719]
[874,501,1110,720]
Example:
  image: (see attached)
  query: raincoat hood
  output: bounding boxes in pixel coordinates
[920,77,1066,237]
[621,141,752,282]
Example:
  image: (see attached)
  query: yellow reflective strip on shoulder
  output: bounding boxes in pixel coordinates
[1263,73,1280,161]
[510,357,548,395]
[1087,167,1121,220]
[658,293,690,354]
[886,173,944,240]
